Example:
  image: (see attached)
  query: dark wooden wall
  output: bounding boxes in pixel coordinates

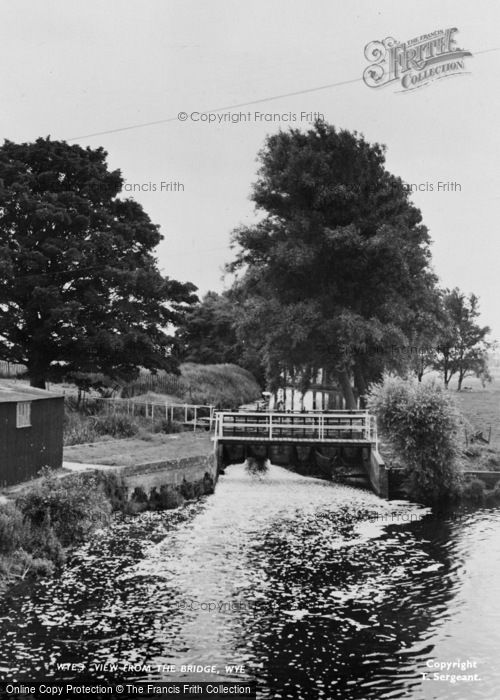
[0,397,64,487]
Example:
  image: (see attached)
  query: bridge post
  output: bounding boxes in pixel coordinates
[216,442,226,475]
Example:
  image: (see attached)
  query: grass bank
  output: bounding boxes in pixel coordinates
[122,362,262,409]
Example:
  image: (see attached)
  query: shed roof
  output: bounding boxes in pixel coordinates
[0,380,64,403]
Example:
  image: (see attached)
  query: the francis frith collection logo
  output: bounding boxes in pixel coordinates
[363,28,472,91]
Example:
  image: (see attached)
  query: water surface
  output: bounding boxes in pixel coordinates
[0,463,499,699]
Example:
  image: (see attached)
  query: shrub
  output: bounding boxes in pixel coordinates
[93,414,139,438]
[13,550,56,579]
[367,376,463,504]
[64,410,101,445]
[93,471,129,511]
[486,455,500,469]
[461,478,486,504]
[0,503,28,555]
[489,480,500,503]
[16,469,112,546]
[24,522,66,565]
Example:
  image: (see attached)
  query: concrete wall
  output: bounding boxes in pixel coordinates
[463,470,500,488]
[116,453,216,495]
[363,448,389,499]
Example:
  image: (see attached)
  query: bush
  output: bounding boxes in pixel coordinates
[487,480,500,503]
[461,478,486,504]
[15,551,56,578]
[64,409,102,445]
[367,376,463,504]
[16,469,112,546]
[93,472,129,511]
[93,414,139,438]
[0,503,28,555]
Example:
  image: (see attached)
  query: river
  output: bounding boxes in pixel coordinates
[0,463,499,699]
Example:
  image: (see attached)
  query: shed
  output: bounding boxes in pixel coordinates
[0,381,64,487]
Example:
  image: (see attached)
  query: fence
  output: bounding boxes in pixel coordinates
[88,397,215,431]
[215,410,378,446]
[121,373,187,398]
[0,361,26,378]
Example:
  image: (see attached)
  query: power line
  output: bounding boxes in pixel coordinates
[66,77,361,141]
[66,46,499,142]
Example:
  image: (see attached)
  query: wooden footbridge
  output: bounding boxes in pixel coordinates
[213,410,389,498]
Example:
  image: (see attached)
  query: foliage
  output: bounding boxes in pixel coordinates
[0,465,216,594]
[228,122,440,407]
[367,376,463,504]
[432,288,492,389]
[63,402,184,446]
[0,137,197,388]
[460,478,486,504]
[64,409,141,445]
[122,362,262,409]
[0,503,28,554]
[92,471,129,511]
[0,470,111,589]
[16,468,112,546]
[175,291,265,383]
[180,362,261,408]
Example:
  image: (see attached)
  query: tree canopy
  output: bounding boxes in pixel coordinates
[0,137,197,387]
[175,290,265,384]
[432,288,492,389]
[228,122,441,406]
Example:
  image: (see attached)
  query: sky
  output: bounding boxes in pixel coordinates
[1,0,499,339]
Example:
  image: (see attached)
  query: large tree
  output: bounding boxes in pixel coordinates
[0,137,197,387]
[175,290,265,383]
[433,288,492,390]
[229,122,440,407]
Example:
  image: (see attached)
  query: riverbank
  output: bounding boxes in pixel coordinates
[0,433,215,596]
[0,462,454,696]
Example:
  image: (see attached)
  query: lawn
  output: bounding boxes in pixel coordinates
[64,432,213,467]
[445,369,500,450]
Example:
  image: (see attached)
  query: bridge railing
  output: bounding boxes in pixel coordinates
[214,410,378,445]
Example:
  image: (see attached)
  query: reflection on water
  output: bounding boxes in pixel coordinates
[1,463,500,699]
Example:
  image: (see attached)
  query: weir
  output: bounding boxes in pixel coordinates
[213,410,389,498]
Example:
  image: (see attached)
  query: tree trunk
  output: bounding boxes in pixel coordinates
[28,356,49,389]
[29,373,47,389]
[353,364,367,397]
[336,369,357,410]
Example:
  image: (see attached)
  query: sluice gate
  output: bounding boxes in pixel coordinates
[213,410,389,498]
